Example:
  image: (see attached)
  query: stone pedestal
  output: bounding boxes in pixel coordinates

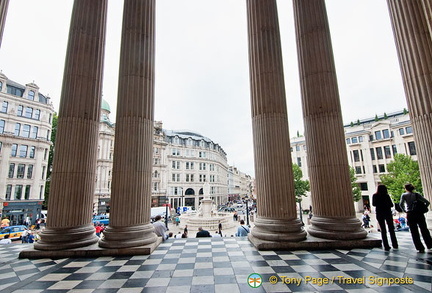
[246,0,306,247]
[34,0,107,251]
[387,0,432,204]
[293,0,366,240]
[99,0,157,249]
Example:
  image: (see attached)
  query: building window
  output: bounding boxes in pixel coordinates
[42,166,46,179]
[297,157,302,167]
[353,150,360,162]
[15,123,21,136]
[27,165,33,179]
[186,174,194,182]
[39,185,44,199]
[17,164,25,178]
[373,165,378,173]
[1,101,7,113]
[153,182,158,191]
[405,126,413,134]
[359,136,364,142]
[209,164,215,171]
[44,148,48,160]
[15,185,23,200]
[0,119,5,133]
[296,145,301,151]
[379,164,386,173]
[11,144,17,157]
[19,145,28,158]
[376,147,383,160]
[22,124,30,137]
[172,161,180,169]
[199,174,206,182]
[399,128,404,135]
[25,185,31,200]
[355,166,362,174]
[46,130,51,141]
[17,105,23,116]
[29,146,35,158]
[49,113,52,123]
[31,126,38,139]
[0,81,2,91]
[172,148,180,156]
[8,163,15,178]
[199,163,206,170]
[186,162,194,170]
[199,151,206,158]
[28,90,35,101]
[6,185,12,200]
[172,173,180,182]
[25,107,33,118]
[360,182,368,191]
[375,131,382,140]
[210,175,215,182]
[408,141,416,155]
[33,109,41,120]
[351,137,358,144]
[384,145,392,159]
[392,144,397,156]
[382,129,390,139]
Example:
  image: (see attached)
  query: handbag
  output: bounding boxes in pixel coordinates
[412,193,429,214]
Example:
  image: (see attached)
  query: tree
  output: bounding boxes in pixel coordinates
[374,114,379,121]
[380,154,422,203]
[293,164,310,203]
[43,113,58,209]
[350,167,362,202]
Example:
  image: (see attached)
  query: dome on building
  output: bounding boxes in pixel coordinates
[101,99,111,113]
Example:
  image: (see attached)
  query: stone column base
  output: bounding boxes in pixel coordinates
[250,217,307,242]
[99,223,157,249]
[34,225,99,251]
[20,237,162,259]
[249,233,381,251]
[308,216,367,240]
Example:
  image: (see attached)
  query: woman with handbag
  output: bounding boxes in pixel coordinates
[399,183,432,252]
[372,185,398,251]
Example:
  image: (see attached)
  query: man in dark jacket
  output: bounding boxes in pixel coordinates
[196,227,211,237]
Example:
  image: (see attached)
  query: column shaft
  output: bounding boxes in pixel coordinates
[0,0,9,48]
[387,0,432,202]
[293,0,366,240]
[99,0,157,249]
[35,0,107,250]
[247,0,306,243]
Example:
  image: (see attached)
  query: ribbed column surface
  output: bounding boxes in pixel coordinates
[0,0,9,48]
[99,0,157,249]
[293,0,366,240]
[247,0,306,243]
[387,0,432,203]
[34,0,107,251]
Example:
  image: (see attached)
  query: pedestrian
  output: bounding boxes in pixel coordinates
[218,221,222,235]
[372,184,398,251]
[152,215,168,240]
[399,183,432,252]
[21,228,29,243]
[235,220,250,236]
[0,234,12,244]
[196,227,211,237]
[183,225,188,236]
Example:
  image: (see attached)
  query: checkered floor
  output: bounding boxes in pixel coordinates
[0,231,431,292]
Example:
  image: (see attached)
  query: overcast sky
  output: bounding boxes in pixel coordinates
[0,0,407,176]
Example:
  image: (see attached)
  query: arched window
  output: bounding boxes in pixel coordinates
[28,90,35,100]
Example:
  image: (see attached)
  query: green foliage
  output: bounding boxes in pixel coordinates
[350,122,354,127]
[374,114,379,121]
[380,154,422,203]
[357,119,361,126]
[293,164,310,203]
[384,112,388,119]
[403,108,408,115]
[44,113,58,209]
[349,167,362,202]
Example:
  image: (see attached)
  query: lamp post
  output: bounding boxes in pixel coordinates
[165,198,169,229]
[246,199,250,226]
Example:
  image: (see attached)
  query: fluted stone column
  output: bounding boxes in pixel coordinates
[99,0,157,249]
[247,0,306,246]
[387,0,432,203]
[293,0,366,240]
[34,0,107,250]
[0,0,9,48]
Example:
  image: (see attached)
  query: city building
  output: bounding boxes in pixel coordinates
[227,166,253,201]
[94,101,241,214]
[0,72,55,225]
[291,110,415,211]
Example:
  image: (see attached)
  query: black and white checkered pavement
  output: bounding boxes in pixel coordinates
[0,231,431,292]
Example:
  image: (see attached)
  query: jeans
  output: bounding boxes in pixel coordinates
[376,212,398,249]
[406,212,432,251]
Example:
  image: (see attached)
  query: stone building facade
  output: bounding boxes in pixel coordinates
[0,72,54,225]
[291,110,416,211]
[94,101,234,214]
